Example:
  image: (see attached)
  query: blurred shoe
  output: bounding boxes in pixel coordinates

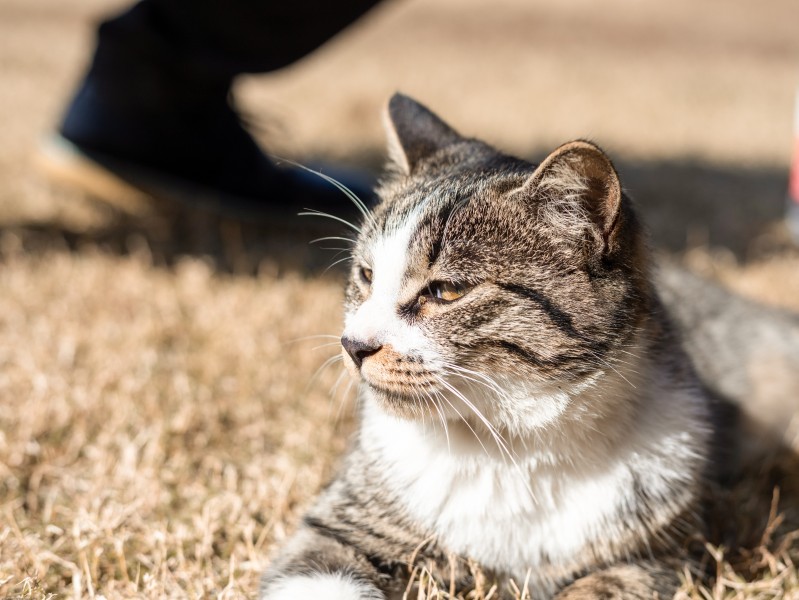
[36,11,374,223]
[37,131,375,224]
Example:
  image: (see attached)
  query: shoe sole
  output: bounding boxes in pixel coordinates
[35,135,162,217]
[35,135,291,223]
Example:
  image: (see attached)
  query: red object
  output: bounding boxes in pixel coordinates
[790,137,799,204]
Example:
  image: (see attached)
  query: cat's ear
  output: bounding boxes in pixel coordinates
[523,141,623,254]
[383,93,463,174]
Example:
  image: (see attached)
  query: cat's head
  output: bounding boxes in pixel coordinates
[341,94,651,433]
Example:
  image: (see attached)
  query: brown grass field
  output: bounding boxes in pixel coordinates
[2,0,799,598]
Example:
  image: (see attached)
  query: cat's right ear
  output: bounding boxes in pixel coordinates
[383,93,463,174]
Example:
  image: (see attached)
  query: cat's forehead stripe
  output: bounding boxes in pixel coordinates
[371,195,436,265]
[383,194,434,236]
[371,201,427,293]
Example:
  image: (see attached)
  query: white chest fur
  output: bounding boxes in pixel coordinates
[359,382,707,579]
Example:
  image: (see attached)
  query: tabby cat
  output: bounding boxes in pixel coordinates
[259,93,799,599]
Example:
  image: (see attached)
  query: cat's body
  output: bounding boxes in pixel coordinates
[260,94,797,599]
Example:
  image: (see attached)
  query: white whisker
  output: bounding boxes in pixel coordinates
[275,157,376,230]
[432,387,493,459]
[434,372,537,503]
[311,342,344,352]
[298,209,362,233]
[323,255,355,275]
[307,354,343,393]
[435,377,515,460]
[309,235,357,246]
[429,394,451,453]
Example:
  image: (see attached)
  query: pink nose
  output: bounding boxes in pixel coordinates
[341,336,382,369]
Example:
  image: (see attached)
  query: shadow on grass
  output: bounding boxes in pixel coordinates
[617,158,791,258]
[0,202,362,277]
[0,154,792,275]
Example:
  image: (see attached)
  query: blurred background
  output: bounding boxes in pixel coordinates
[5,0,799,261]
[1,0,799,597]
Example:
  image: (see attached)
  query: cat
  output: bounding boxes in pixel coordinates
[259,93,799,599]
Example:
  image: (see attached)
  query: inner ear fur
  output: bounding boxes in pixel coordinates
[524,140,623,253]
[383,93,464,174]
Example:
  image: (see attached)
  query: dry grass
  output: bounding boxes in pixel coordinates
[2,0,799,598]
[0,239,354,598]
[1,236,799,599]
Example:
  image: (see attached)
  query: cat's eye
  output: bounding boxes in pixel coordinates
[423,281,468,304]
[359,266,373,284]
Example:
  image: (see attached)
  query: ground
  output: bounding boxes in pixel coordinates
[1,0,799,598]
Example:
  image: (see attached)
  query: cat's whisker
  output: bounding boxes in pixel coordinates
[321,247,355,270]
[334,371,356,424]
[323,255,355,275]
[434,376,516,462]
[330,365,362,425]
[309,235,357,246]
[449,376,512,417]
[441,363,513,403]
[311,341,344,352]
[413,378,439,428]
[298,208,362,234]
[584,352,638,390]
[617,348,644,361]
[285,333,342,346]
[308,353,344,396]
[424,389,451,452]
[290,334,341,340]
[434,380,537,503]
[423,397,435,429]
[433,388,493,460]
[330,368,348,397]
[317,246,354,254]
[435,376,527,469]
[438,365,519,429]
[440,361,506,392]
[274,157,376,229]
[457,377,516,418]
[343,378,356,407]
[586,349,644,372]
[306,354,350,424]
[409,386,427,427]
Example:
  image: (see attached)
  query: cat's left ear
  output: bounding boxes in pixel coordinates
[523,141,623,255]
[383,93,464,174]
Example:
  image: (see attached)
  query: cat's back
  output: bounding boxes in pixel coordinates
[655,263,799,453]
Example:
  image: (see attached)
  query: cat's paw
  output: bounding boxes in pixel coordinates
[262,573,384,600]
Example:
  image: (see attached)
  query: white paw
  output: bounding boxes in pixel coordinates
[263,573,384,600]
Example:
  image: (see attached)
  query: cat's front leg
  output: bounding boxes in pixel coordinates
[554,562,680,599]
[260,528,386,600]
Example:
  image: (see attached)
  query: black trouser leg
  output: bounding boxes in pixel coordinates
[140,0,386,77]
[56,0,384,212]
[83,0,385,110]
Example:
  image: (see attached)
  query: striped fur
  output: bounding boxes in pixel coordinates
[260,94,795,599]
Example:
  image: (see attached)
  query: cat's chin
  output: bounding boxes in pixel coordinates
[363,383,432,420]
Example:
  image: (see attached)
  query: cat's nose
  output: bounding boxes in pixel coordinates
[341,336,382,369]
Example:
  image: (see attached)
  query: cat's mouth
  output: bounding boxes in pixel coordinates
[358,363,443,407]
[341,343,450,412]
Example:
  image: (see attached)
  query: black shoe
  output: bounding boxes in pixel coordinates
[38,127,375,224]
